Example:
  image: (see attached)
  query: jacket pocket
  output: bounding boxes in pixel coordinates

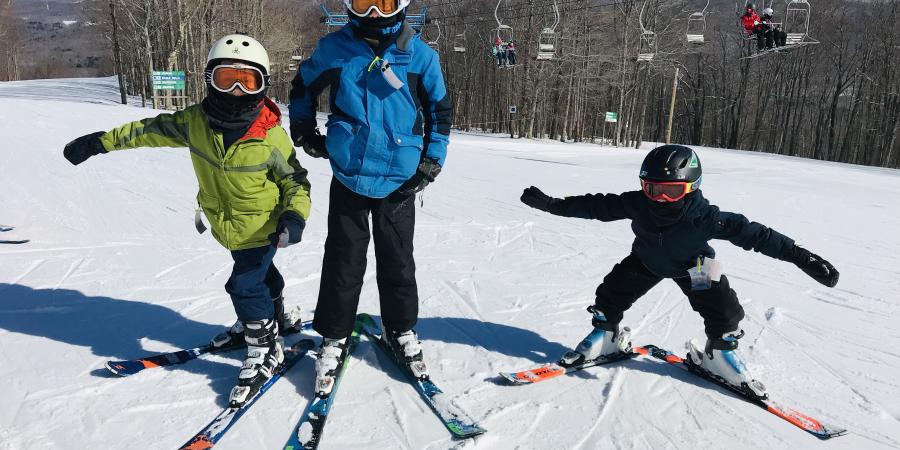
[325,118,356,170]
[387,131,425,175]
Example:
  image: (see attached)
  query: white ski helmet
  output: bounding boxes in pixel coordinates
[343,0,411,18]
[763,7,774,16]
[206,34,270,75]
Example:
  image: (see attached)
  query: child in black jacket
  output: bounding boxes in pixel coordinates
[520,145,838,397]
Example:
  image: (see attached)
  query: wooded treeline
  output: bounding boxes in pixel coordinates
[7,0,897,168]
[88,0,319,107]
[428,0,899,168]
[0,0,21,81]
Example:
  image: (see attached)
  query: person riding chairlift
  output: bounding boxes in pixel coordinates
[506,40,518,66]
[761,8,788,48]
[492,36,508,67]
[741,4,767,51]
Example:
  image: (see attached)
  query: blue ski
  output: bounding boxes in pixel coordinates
[179,339,316,450]
[283,320,363,449]
[357,313,486,439]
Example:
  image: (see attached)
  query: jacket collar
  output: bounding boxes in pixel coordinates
[239,97,281,141]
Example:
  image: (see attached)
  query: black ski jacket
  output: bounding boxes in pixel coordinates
[547,190,795,278]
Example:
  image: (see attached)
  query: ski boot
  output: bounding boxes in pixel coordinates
[559,305,632,367]
[228,317,284,407]
[686,330,767,399]
[210,295,302,349]
[383,325,429,380]
[314,336,350,397]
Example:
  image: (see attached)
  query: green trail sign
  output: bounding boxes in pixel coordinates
[152,71,185,90]
[605,111,618,123]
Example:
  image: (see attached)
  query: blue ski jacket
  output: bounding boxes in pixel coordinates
[289,22,452,198]
[548,190,796,278]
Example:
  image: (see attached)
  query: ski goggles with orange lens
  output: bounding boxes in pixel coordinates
[206,64,267,95]
[346,0,405,17]
[641,179,698,202]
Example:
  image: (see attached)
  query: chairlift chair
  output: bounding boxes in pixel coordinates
[637,31,657,61]
[686,0,710,44]
[453,33,466,53]
[495,24,514,46]
[536,0,560,60]
[537,28,557,60]
[636,1,657,62]
[686,12,706,44]
[424,19,442,50]
[783,0,811,45]
[493,0,515,45]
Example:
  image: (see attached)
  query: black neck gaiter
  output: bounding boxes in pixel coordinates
[201,86,265,135]
[646,195,691,227]
[349,11,405,47]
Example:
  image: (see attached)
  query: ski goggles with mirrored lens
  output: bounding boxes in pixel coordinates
[206,64,267,95]
[641,179,698,202]
[346,0,404,17]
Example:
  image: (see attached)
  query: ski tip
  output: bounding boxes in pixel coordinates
[179,434,214,450]
[445,418,487,438]
[497,372,524,384]
[104,361,138,377]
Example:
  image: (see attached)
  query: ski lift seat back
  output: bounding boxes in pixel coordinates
[686,11,706,44]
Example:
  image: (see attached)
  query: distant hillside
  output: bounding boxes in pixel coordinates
[13,0,109,79]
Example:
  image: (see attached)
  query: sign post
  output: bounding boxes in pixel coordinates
[604,112,618,146]
[151,70,187,110]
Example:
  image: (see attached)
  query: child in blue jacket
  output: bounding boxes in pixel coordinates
[289,0,451,393]
[520,145,839,398]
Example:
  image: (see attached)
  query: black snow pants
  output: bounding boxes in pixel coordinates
[313,178,418,339]
[593,253,745,339]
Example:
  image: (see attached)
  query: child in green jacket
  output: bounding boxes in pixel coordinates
[62,34,311,407]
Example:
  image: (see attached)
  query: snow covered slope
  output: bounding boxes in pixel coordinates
[1,77,899,449]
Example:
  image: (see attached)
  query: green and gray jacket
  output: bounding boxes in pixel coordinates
[99,98,311,250]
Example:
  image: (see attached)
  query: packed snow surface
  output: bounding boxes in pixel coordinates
[1,77,899,449]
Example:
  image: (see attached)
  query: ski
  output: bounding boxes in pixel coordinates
[357,313,486,439]
[0,239,29,244]
[106,320,313,377]
[178,339,315,450]
[635,344,848,439]
[499,351,638,385]
[0,225,14,232]
[283,319,362,450]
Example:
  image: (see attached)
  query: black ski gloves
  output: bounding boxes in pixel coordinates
[520,186,560,212]
[63,131,107,165]
[290,121,328,159]
[397,158,441,196]
[787,246,839,287]
[272,211,305,248]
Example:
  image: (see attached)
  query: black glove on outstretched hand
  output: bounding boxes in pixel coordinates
[271,211,305,248]
[290,121,328,159]
[63,131,107,165]
[520,186,560,212]
[397,158,441,196]
[788,246,839,287]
